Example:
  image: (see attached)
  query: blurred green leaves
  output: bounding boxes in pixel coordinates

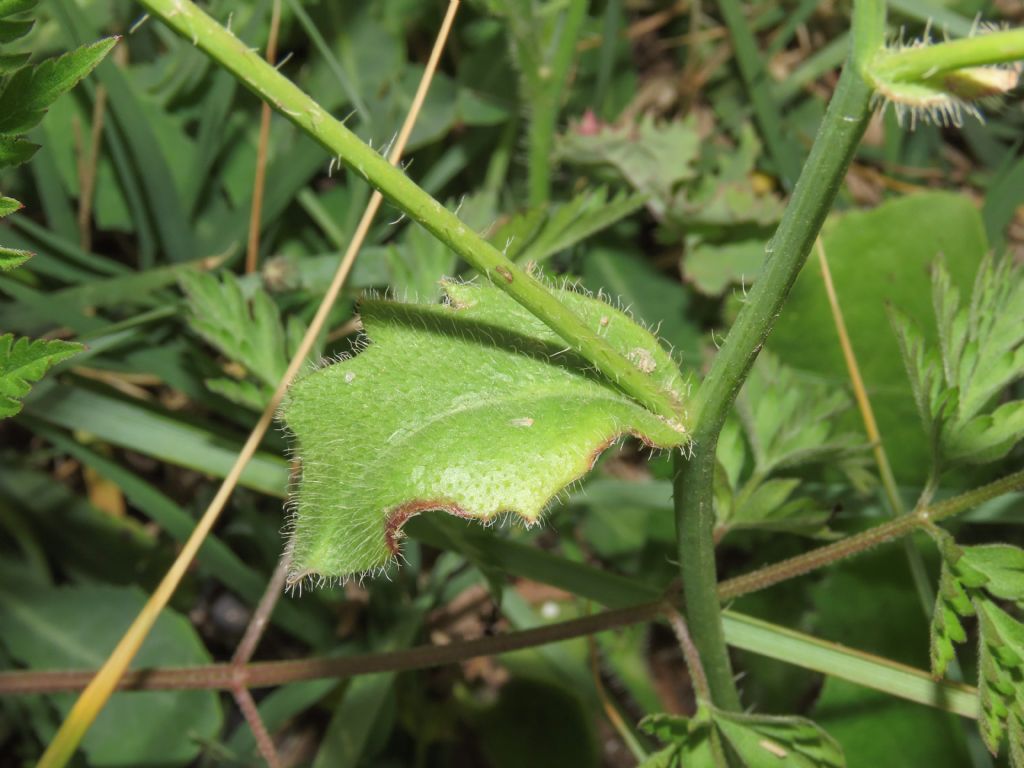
[180,270,314,409]
[714,352,869,539]
[640,706,845,767]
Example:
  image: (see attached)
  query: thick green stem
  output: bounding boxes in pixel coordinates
[676,40,875,710]
[872,28,1024,80]
[138,0,685,426]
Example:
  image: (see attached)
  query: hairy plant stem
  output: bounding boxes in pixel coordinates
[676,34,875,710]
[718,467,1024,600]
[871,28,1024,80]
[136,0,685,426]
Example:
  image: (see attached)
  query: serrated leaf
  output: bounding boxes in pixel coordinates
[728,478,834,537]
[736,352,864,474]
[891,254,1024,469]
[888,304,944,461]
[180,270,312,405]
[976,600,1024,758]
[640,708,845,768]
[0,333,80,418]
[714,710,846,768]
[715,352,867,539]
[556,114,701,210]
[930,560,971,677]
[281,281,689,581]
[0,36,117,136]
[0,196,20,217]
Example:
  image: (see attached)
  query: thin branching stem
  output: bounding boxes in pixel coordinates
[718,468,1024,600]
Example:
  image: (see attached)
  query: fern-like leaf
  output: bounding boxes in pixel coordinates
[0,334,80,418]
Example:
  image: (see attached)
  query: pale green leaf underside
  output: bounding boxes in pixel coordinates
[282,281,689,581]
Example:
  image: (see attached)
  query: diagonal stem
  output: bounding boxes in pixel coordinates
[134,0,686,425]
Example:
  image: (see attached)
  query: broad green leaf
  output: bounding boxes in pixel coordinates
[0,333,80,418]
[281,281,689,581]
[714,710,845,767]
[0,37,117,136]
[770,192,986,483]
[0,582,222,766]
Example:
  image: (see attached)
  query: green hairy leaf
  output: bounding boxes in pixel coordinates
[640,706,845,767]
[891,254,1024,469]
[0,333,80,418]
[281,281,690,583]
[714,352,869,539]
[180,270,312,409]
[930,537,1024,760]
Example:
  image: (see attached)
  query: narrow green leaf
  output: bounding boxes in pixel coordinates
[0,334,80,418]
[282,281,689,581]
[0,37,118,135]
[24,384,291,496]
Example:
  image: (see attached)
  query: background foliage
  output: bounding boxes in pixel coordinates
[1,0,1022,765]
